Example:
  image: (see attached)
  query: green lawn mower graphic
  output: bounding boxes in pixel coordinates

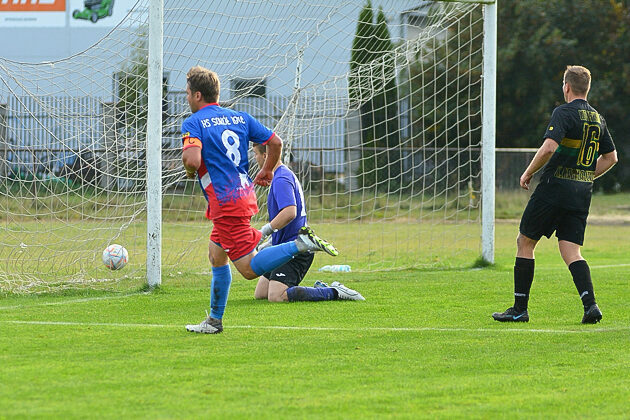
[72,0,115,23]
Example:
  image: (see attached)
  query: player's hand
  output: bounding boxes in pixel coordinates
[256,236,272,251]
[253,169,273,186]
[520,172,532,190]
[259,223,273,242]
[257,223,275,249]
[185,170,196,179]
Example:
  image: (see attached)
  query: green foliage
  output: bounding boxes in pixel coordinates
[350,2,400,192]
[398,4,483,196]
[112,24,169,192]
[115,25,149,141]
[349,1,375,105]
[497,0,630,191]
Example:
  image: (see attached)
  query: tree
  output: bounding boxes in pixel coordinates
[496,0,630,191]
[349,1,375,108]
[116,25,149,142]
[349,1,399,191]
[113,24,168,191]
[373,7,401,191]
[401,4,483,194]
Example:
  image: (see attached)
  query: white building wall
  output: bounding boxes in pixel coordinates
[0,0,417,99]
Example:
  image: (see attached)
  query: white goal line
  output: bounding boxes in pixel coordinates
[0,320,627,335]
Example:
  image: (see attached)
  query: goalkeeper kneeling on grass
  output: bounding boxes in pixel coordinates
[252,143,364,302]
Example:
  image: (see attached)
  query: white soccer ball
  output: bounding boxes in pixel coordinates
[102,244,129,270]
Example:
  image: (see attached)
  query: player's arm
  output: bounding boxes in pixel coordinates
[182,123,202,178]
[594,150,618,179]
[253,134,282,186]
[520,138,558,190]
[182,142,202,178]
[270,205,297,231]
[259,175,297,244]
[259,205,297,247]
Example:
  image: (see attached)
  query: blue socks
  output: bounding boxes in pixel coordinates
[250,241,299,276]
[210,264,232,319]
[286,286,336,302]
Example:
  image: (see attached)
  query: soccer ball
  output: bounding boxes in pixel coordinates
[102,244,128,270]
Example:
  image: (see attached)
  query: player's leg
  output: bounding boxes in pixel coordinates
[232,224,339,280]
[212,215,273,280]
[248,226,338,275]
[211,215,335,280]
[263,253,333,302]
[254,254,342,302]
[294,226,339,256]
[313,280,365,301]
[236,242,297,280]
[207,241,231,326]
[265,276,365,302]
[267,280,289,302]
[254,276,270,300]
[512,232,538,312]
[493,197,554,322]
[269,254,365,302]
[493,234,537,322]
[557,212,601,324]
[516,232,538,259]
[186,238,229,334]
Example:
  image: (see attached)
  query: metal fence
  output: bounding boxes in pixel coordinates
[1,96,104,177]
[495,148,537,190]
[1,94,535,191]
[1,93,352,181]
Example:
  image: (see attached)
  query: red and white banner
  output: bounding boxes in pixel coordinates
[0,0,66,26]
[0,0,66,12]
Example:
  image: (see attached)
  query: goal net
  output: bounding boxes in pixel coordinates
[0,0,488,293]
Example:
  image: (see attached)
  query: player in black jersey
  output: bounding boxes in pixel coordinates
[493,65,618,324]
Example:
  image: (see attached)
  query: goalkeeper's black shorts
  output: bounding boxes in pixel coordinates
[263,252,314,287]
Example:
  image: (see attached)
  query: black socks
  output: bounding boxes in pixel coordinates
[512,258,596,313]
[513,257,535,312]
[569,259,596,309]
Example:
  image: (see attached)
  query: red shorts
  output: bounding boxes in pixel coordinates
[210,215,262,261]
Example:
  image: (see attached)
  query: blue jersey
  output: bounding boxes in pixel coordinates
[181,103,274,219]
[267,164,307,245]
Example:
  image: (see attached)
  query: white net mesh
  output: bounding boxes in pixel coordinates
[0,0,485,293]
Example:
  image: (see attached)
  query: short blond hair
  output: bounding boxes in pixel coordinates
[564,65,591,96]
[186,66,220,103]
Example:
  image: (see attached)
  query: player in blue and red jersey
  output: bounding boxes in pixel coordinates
[181,66,339,334]
[251,143,364,303]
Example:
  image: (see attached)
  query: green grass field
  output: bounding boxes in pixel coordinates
[1,220,629,418]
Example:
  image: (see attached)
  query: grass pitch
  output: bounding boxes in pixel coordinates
[1,222,629,418]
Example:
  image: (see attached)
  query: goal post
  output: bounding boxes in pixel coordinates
[156,0,498,272]
[481,0,497,264]
[146,0,163,287]
[0,0,497,293]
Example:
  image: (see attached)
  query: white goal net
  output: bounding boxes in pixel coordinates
[0,0,490,293]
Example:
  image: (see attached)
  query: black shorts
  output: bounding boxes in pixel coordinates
[519,195,588,246]
[262,252,315,287]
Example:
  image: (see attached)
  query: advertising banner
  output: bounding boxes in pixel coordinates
[69,0,141,27]
[0,0,142,27]
[0,0,66,27]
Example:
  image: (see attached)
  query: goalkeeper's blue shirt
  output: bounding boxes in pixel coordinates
[267,164,307,245]
[181,103,274,220]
